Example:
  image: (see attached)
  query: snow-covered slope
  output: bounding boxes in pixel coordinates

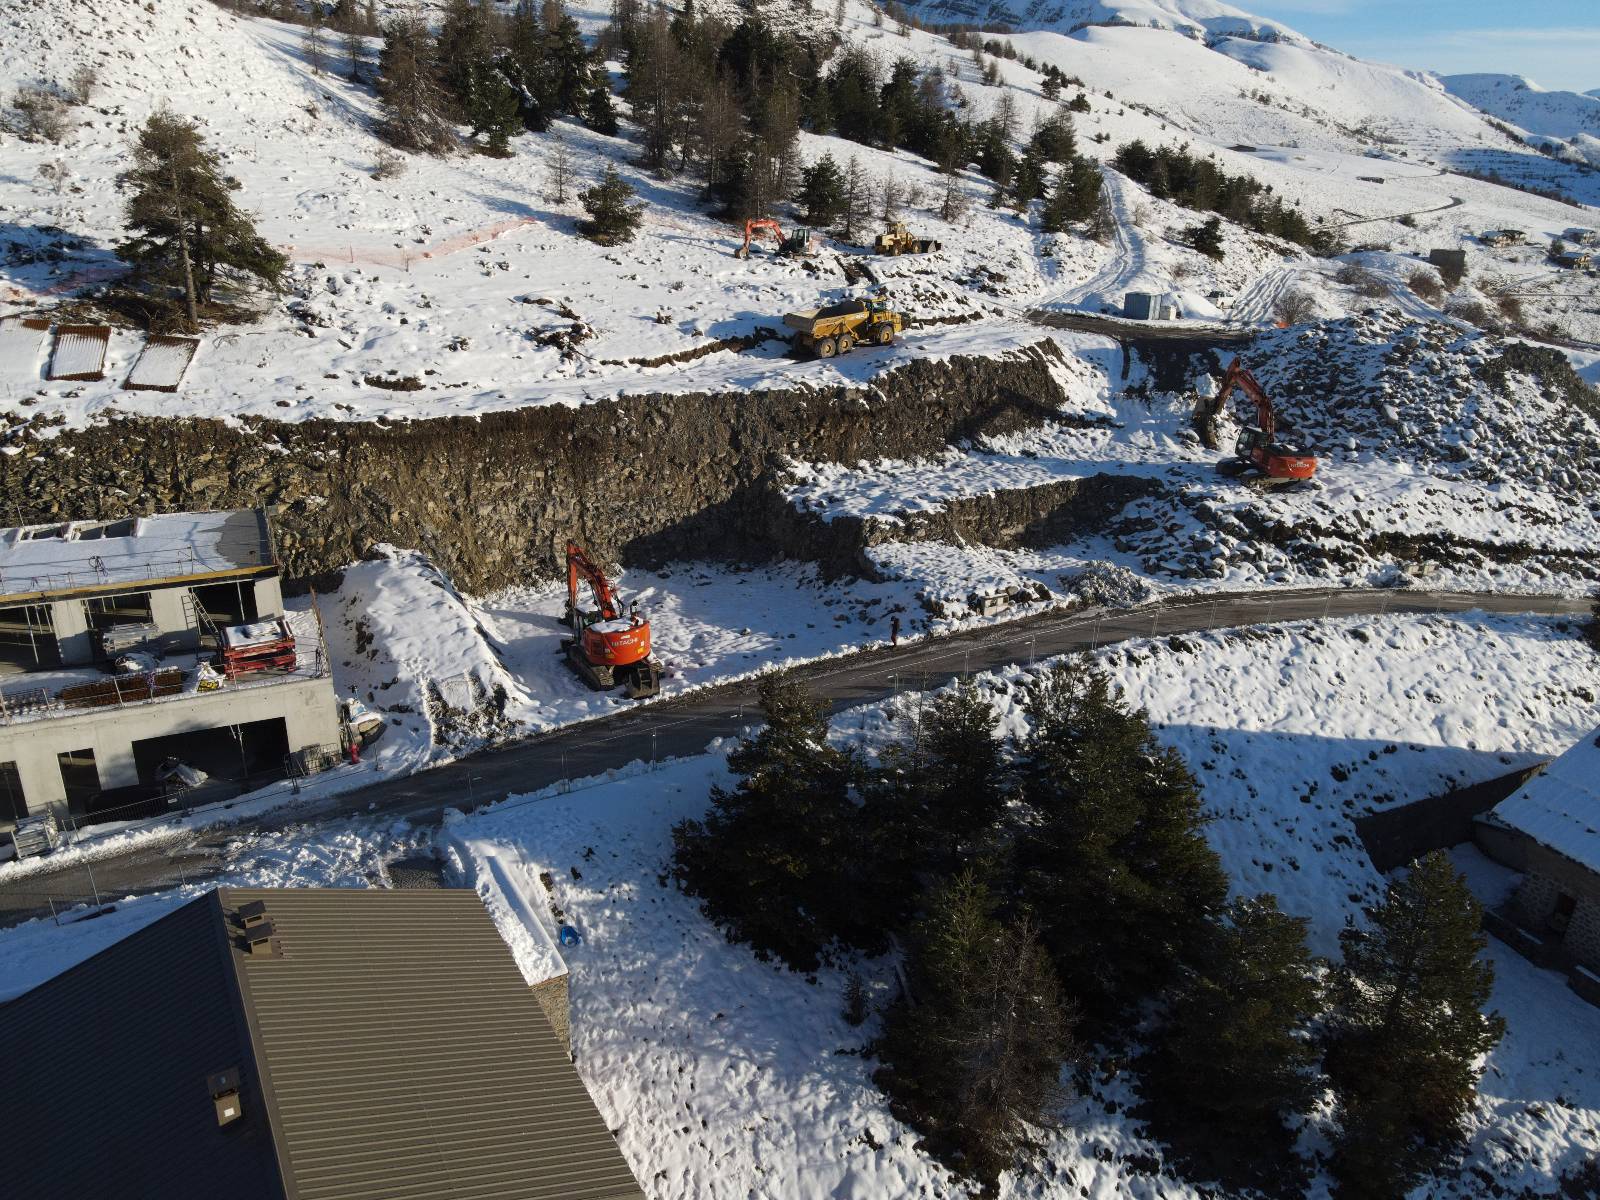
[902,0,1303,42]
[1441,73,1600,141]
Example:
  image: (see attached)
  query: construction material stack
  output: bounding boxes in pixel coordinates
[563,540,661,699]
[218,616,298,679]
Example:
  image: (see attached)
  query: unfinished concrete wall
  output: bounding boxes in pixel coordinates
[0,673,340,816]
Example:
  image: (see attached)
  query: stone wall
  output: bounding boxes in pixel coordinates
[0,343,1073,592]
[531,972,571,1051]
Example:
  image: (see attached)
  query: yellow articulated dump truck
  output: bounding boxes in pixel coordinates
[782,293,911,359]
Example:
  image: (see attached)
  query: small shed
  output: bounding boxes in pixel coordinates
[1124,292,1180,321]
[1563,228,1599,247]
[1427,248,1466,274]
[1475,726,1600,1002]
[1480,229,1524,248]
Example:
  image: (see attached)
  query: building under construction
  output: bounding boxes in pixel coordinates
[0,508,340,835]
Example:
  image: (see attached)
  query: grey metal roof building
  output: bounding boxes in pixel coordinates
[0,887,645,1200]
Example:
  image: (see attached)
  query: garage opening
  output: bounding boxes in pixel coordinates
[131,717,290,796]
[0,603,57,672]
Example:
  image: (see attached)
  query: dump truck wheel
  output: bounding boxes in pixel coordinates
[875,324,894,346]
[837,332,855,354]
[816,337,837,359]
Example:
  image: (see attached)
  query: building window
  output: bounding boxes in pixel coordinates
[85,592,153,628]
[1552,892,1577,933]
[0,762,24,824]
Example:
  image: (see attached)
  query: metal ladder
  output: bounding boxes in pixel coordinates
[180,590,224,653]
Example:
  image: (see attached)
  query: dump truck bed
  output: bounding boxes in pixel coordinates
[783,300,868,335]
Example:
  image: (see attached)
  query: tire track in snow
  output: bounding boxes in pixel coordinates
[1042,170,1149,311]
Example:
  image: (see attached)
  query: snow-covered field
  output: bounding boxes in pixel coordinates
[7,609,1599,1196]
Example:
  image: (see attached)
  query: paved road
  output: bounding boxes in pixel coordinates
[2,587,1590,923]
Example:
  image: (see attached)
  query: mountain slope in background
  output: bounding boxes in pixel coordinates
[1441,73,1600,140]
[895,0,1303,43]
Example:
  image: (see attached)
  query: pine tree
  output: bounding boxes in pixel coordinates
[1012,661,1229,1033]
[118,111,287,331]
[796,153,847,226]
[877,872,1078,1189]
[937,155,968,223]
[577,164,644,245]
[303,18,327,76]
[1139,896,1322,1192]
[1188,215,1225,260]
[541,0,594,115]
[921,681,1005,853]
[436,0,493,109]
[672,672,868,970]
[377,8,457,154]
[1040,155,1101,233]
[1324,852,1506,1199]
[466,64,522,154]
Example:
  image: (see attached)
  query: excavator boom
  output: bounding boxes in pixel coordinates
[1198,357,1317,483]
[567,539,620,621]
[562,540,661,699]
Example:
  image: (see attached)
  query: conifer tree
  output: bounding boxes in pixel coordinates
[377,7,456,154]
[796,153,847,225]
[577,164,644,245]
[1140,896,1322,1192]
[1324,852,1506,1199]
[839,153,870,240]
[466,64,521,154]
[671,672,868,970]
[436,0,493,108]
[920,681,1006,853]
[1013,661,1229,1032]
[1188,215,1225,260]
[118,111,286,330]
[877,872,1078,1189]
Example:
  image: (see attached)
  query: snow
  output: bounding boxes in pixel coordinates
[6,608,1599,1195]
[45,325,107,380]
[0,317,48,385]
[1488,726,1600,876]
[1441,74,1600,148]
[124,336,199,391]
[0,509,265,599]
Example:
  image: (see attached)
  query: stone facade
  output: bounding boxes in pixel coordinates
[531,971,571,1051]
[1567,896,1600,971]
[0,343,1075,593]
[1511,871,1561,929]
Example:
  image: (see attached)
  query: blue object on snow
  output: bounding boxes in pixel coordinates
[558,924,581,947]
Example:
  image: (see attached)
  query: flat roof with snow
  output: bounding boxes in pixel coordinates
[0,508,275,605]
[1489,727,1600,876]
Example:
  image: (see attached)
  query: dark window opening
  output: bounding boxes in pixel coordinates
[1552,892,1578,933]
[0,602,57,671]
[56,748,99,815]
[85,592,152,628]
[191,581,258,633]
[0,762,25,824]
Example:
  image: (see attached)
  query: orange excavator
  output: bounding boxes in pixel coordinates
[734,218,816,259]
[562,540,661,699]
[1195,357,1318,486]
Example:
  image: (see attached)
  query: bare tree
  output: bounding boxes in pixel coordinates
[1272,288,1316,326]
[938,166,969,223]
[878,174,903,224]
[67,64,98,105]
[10,86,73,143]
[995,89,1018,142]
[304,20,327,76]
[545,136,577,204]
[344,28,365,81]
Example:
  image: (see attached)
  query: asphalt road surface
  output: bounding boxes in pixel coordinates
[2,586,1590,923]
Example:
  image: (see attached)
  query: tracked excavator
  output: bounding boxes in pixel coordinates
[734,218,816,259]
[1194,357,1318,486]
[562,540,661,699]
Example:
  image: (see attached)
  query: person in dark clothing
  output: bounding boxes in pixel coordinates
[890,615,901,646]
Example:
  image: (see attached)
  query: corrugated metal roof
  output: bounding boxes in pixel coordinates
[221,887,645,1200]
[1491,726,1600,874]
[0,892,287,1200]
